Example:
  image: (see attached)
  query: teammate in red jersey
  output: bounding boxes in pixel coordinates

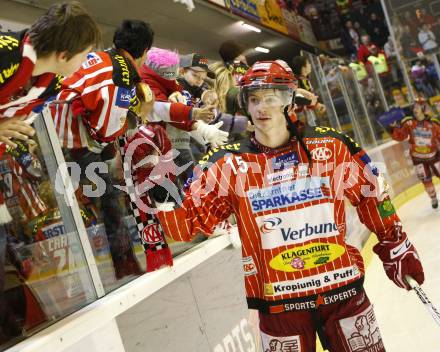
[390,98,440,208]
[151,61,424,351]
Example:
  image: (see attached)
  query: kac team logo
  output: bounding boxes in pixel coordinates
[142,224,162,244]
[260,217,282,234]
[311,147,332,161]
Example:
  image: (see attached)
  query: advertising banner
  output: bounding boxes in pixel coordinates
[257,0,288,34]
[281,7,301,40]
[228,0,260,22]
[297,15,318,46]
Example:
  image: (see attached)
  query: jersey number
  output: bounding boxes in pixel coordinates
[226,156,248,174]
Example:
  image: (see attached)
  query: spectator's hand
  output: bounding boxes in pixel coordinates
[195,121,229,148]
[315,103,327,117]
[201,90,219,108]
[316,102,326,112]
[192,105,216,123]
[0,116,35,148]
[168,91,186,104]
[295,89,318,106]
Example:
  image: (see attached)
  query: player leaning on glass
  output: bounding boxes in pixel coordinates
[152,60,424,351]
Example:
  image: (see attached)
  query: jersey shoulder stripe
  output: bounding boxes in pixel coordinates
[401,115,413,124]
[197,141,245,167]
[303,125,361,155]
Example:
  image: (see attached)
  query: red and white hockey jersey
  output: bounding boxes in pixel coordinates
[391,116,440,161]
[51,49,141,149]
[0,30,62,119]
[158,126,405,313]
[52,50,194,150]
[0,153,46,220]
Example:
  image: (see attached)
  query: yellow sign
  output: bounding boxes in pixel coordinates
[257,0,288,34]
[269,242,345,272]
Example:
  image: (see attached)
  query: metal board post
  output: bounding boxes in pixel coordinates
[380,0,416,102]
[337,71,367,147]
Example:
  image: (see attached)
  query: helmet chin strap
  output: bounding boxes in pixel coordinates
[283,105,312,169]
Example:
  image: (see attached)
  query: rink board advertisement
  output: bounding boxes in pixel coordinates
[380,142,418,196]
[117,246,260,352]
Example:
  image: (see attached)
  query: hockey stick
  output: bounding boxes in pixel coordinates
[405,275,440,326]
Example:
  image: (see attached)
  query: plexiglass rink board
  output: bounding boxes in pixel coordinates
[0,114,97,351]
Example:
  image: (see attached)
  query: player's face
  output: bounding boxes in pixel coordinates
[247,89,286,133]
[55,46,93,77]
[414,105,426,121]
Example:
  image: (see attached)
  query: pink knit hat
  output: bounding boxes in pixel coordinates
[146,47,180,80]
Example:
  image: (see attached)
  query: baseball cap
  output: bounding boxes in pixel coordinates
[180,53,216,79]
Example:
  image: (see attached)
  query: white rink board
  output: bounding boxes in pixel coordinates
[117,245,259,352]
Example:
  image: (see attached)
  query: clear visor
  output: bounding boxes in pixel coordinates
[245,87,294,109]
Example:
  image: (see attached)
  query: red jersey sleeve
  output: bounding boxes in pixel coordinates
[150,101,194,129]
[391,119,411,141]
[157,158,234,242]
[432,118,440,143]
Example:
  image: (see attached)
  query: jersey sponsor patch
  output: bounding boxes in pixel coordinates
[264,265,360,296]
[266,168,295,185]
[377,199,395,218]
[242,256,257,276]
[269,242,345,272]
[266,164,308,185]
[115,87,132,108]
[271,151,299,170]
[339,305,384,352]
[305,138,333,145]
[260,331,301,352]
[256,203,339,249]
[247,176,331,213]
[82,52,103,69]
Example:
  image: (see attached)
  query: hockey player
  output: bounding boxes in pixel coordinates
[390,98,440,208]
[152,61,424,351]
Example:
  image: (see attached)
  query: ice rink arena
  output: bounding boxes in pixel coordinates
[0,0,439,351]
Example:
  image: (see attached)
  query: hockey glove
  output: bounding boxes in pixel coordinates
[196,121,229,148]
[373,224,424,290]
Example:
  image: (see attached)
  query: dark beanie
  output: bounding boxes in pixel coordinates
[219,40,246,64]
